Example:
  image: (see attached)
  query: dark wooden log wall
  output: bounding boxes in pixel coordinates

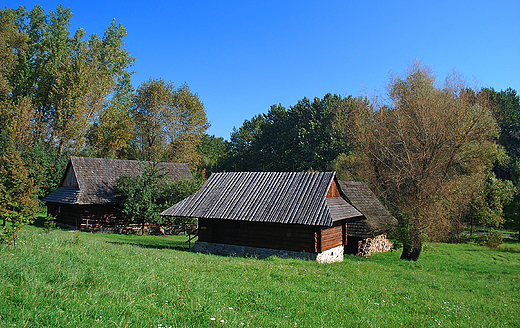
[198,218,348,253]
[47,203,122,228]
[319,221,344,252]
[198,218,320,252]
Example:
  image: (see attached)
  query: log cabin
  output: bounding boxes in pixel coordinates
[161,171,395,262]
[43,157,192,229]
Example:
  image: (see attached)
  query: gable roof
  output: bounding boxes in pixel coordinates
[43,157,191,205]
[337,181,397,235]
[161,171,363,227]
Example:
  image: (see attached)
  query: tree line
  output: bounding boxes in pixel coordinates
[0,5,209,243]
[210,63,520,260]
[1,5,519,260]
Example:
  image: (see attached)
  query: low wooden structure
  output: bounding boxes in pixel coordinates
[337,181,398,255]
[43,157,192,229]
[162,172,369,262]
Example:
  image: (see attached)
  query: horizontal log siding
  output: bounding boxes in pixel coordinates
[197,218,318,252]
[47,203,122,228]
[320,223,343,252]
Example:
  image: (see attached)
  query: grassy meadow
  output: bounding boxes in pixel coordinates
[1,223,519,327]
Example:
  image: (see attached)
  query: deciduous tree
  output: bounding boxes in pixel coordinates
[347,62,502,261]
[132,79,209,168]
[7,5,135,154]
[0,132,38,248]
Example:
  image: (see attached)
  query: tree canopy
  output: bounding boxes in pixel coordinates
[130,78,210,168]
[224,93,350,172]
[346,63,504,260]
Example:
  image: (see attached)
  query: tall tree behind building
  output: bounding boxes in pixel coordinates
[347,62,503,261]
[131,78,210,169]
[6,5,135,154]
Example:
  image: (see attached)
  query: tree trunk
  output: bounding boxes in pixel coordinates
[400,244,411,260]
[400,224,423,261]
[410,241,422,261]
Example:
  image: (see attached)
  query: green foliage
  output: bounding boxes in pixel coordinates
[347,62,502,260]
[487,87,520,168]
[225,114,267,171]
[115,162,170,228]
[43,214,56,233]
[2,4,135,155]
[1,211,34,248]
[476,230,504,249]
[471,172,516,228]
[0,7,27,99]
[197,134,229,174]
[20,140,69,202]
[85,73,135,158]
[225,93,350,172]
[504,158,520,238]
[115,162,206,230]
[131,79,210,168]
[0,133,37,248]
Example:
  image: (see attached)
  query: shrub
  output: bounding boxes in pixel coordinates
[476,230,504,249]
[44,214,56,233]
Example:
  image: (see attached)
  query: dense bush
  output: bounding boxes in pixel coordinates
[476,230,504,249]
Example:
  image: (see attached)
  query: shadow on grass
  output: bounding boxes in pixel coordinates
[31,216,47,228]
[104,241,190,251]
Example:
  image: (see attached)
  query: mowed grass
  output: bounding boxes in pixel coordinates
[1,225,519,327]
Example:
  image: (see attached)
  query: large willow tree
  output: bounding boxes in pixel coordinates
[348,62,504,261]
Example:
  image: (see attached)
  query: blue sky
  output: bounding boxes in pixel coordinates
[4,1,520,140]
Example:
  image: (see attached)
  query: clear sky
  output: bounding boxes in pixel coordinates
[4,1,520,140]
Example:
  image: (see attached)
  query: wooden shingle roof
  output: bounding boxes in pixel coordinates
[161,171,363,226]
[337,181,397,236]
[43,157,191,205]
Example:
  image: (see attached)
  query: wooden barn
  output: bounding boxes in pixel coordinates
[161,171,395,262]
[43,157,191,229]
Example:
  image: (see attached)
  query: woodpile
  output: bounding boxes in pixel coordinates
[356,234,393,257]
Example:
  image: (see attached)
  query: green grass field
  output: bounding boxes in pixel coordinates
[1,224,519,327]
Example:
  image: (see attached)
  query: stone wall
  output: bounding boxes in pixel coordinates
[192,241,344,263]
[356,233,393,257]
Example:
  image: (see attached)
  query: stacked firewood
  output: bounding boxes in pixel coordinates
[357,234,393,257]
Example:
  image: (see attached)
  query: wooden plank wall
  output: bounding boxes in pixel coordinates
[198,218,318,253]
[326,179,341,197]
[198,218,349,253]
[319,222,344,252]
[48,203,123,228]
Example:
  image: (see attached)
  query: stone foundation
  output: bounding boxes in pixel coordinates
[357,233,393,257]
[316,245,344,263]
[192,241,344,263]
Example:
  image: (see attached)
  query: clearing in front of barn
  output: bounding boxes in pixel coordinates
[1,225,519,327]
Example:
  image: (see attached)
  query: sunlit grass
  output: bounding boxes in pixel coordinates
[1,224,519,327]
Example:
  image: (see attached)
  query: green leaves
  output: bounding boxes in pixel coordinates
[115,162,206,229]
[3,4,135,155]
[226,94,350,172]
[131,79,209,168]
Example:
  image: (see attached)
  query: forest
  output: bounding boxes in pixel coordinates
[1,5,520,260]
